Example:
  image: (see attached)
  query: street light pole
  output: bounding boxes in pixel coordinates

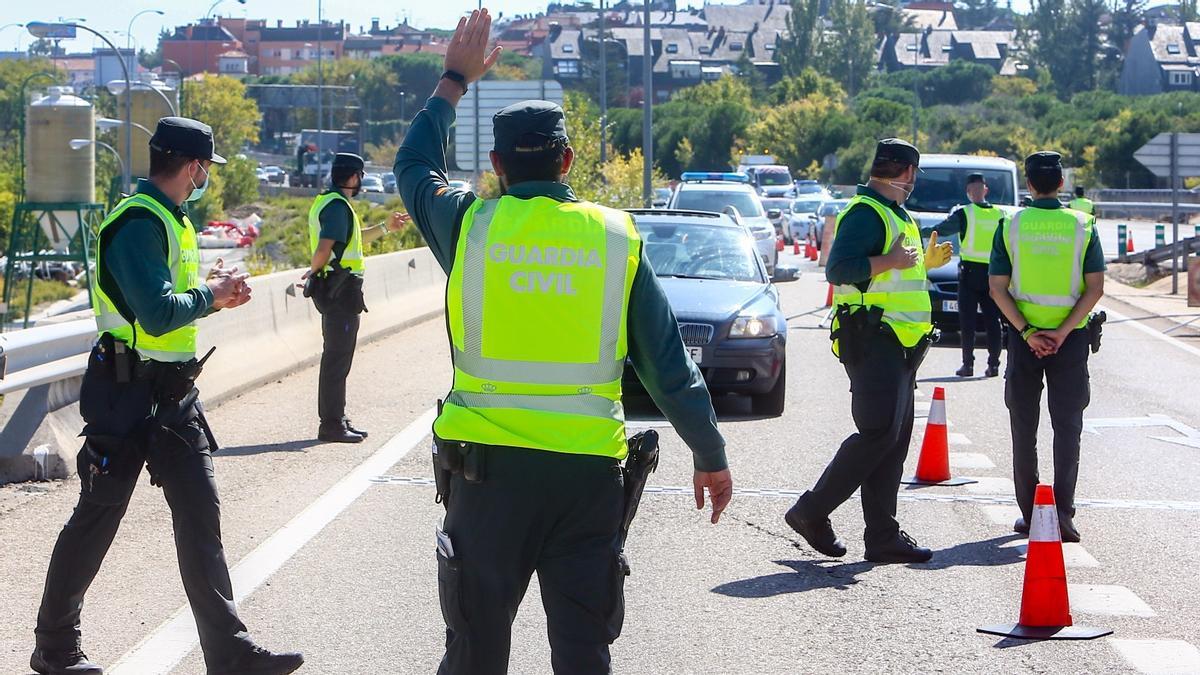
[599,0,607,165]
[70,138,127,188]
[641,0,653,207]
[126,9,164,186]
[317,0,324,189]
[162,58,185,112]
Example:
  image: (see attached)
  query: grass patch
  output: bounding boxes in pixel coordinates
[0,276,81,319]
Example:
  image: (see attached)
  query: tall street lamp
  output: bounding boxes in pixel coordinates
[29,21,132,192]
[641,0,653,207]
[1,23,24,50]
[70,138,127,189]
[97,117,153,138]
[204,0,247,76]
[162,58,185,112]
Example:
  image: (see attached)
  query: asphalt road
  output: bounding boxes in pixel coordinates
[2,250,1199,674]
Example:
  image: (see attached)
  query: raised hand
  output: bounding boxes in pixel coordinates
[924,231,953,269]
[886,234,919,271]
[444,8,502,85]
[388,211,411,232]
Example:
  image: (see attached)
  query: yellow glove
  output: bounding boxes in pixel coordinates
[924,231,953,270]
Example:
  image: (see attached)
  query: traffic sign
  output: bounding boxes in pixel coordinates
[454,80,564,172]
[26,22,77,39]
[1132,132,1200,178]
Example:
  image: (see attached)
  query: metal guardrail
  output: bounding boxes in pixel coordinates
[0,318,95,396]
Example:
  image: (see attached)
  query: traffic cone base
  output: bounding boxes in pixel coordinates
[976,623,1112,641]
[901,387,979,487]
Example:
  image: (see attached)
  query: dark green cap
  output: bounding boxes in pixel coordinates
[873,138,920,168]
[332,153,365,171]
[493,100,569,153]
[966,172,986,185]
[1024,151,1063,175]
[149,116,226,164]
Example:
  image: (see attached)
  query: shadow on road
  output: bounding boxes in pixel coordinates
[218,439,324,457]
[711,559,878,596]
[917,374,983,384]
[917,534,1025,571]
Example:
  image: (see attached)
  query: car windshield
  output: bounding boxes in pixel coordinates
[907,167,1016,213]
[819,200,849,217]
[795,182,825,194]
[762,198,791,211]
[674,189,764,217]
[791,199,822,213]
[757,171,792,186]
[637,221,763,282]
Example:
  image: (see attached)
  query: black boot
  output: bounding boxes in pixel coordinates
[955,364,974,377]
[210,646,304,675]
[1059,515,1081,543]
[984,364,1000,378]
[865,530,933,564]
[343,417,369,438]
[784,500,847,558]
[318,420,363,444]
[30,648,103,675]
[1013,517,1029,535]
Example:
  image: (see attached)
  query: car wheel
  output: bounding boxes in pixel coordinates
[751,361,786,417]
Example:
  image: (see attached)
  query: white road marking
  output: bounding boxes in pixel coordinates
[949,452,994,469]
[1069,584,1157,617]
[1100,304,1200,359]
[1000,540,1100,568]
[109,408,438,675]
[947,432,973,446]
[964,476,1015,494]
[1084,415,1200,449]
[981,504,1021,526]
[1111,638,1200,674]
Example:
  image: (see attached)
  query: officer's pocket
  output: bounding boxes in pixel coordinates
[77,435,143,506]
[606,551,630,642]
[437,550,469,632]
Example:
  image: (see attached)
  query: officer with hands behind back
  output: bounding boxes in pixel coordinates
[989,151,1105,544]
[302,152,410,443]
[396,9,733,674]
[30,117,303,675]
[785,139,952,564]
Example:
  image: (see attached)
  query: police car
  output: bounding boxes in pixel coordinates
[668,172,778,275]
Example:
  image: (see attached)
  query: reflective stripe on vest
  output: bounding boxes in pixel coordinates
[92,193,200,362]
[831,194,933,348]
[960,203,1002,264]
[434,196,641,459]
[1005,207,1092,329]
[308,191,364,274]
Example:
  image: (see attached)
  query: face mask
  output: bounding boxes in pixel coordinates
[880,178,914,201]
[187,163,209,202]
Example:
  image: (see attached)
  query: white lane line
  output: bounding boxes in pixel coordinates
[1000,540,1100,568]
[1111,639,1200,674]
[109,408,437,675]
[1100,304,1200,359]
[947,432,973,446]
[1069,584,1157,617]
[981,504,1021,526]
[949,452,994,469]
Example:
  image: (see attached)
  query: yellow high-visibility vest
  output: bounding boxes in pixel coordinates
[1068,197,1094,215]
[308,191,364,274]
[1002,206,1093,329]
[960,202,1003,264]
[435,196,641,459]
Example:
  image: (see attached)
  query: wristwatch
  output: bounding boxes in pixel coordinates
[440,70,469,95]
[1020,325,1037,341]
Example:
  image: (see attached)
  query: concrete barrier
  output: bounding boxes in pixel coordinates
[0,247,447,483]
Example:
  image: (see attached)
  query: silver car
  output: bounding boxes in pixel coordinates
[668,175,777,275]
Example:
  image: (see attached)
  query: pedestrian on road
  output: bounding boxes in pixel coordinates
[989,151,1106,544]
[396,10,733,674]
[1069,185,1095,215]
[785,139,952,564]
[921,172,1005,377]
[301,152,409,443]
[30,117,303,675]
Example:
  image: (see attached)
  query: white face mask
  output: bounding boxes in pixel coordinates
[187,163,209,202]
[880,178,914,201]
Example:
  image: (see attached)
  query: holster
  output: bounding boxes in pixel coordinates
[908,332,934,371]
[1087,311,1106,354]
[831,304,883,366]
[619,430,660,555]
[311,265,367,315]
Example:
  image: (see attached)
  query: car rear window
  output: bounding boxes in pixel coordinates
[673,189,764,217]
[637,221,763,282]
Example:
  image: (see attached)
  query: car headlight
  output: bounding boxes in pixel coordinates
[751,227,773,240]
[729,315,776,338]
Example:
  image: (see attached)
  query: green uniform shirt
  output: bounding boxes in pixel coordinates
[825,185,913,292]
[316,190,355,263]
[395,95,727,472]
[99,179,213,336]
[988,198,1106,276]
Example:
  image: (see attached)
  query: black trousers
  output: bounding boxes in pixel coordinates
[318,311,360,425]
[437,446,625,675]
[958,261,1002,368]
[1005,328,1091,522]
[35,362,252,670]
[800,328,923,546]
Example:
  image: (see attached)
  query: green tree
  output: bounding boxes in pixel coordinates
[486,52,543,81]
[747,96,856,176]
[220,157,260,210]
[562,91,663,207]
[771,68,846,104]
[816,0,876,95]
[776,0,822,76]
[182,75,261,151]
[957,0,1002,28]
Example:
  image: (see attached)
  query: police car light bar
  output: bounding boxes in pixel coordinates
[680,171,750,184]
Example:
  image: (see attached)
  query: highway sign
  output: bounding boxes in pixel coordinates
[454,80,564,172]
[1133,132,1200,178]
[26,22,78,39]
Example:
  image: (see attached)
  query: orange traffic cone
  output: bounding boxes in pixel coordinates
[824,283,833,308]
[808,242,819,261]
[902,387,976,486]
[793,240,801,255]
[1127,233,1135,253]
[977,485,1112,640]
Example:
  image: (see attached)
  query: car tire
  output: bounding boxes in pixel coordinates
[751,361,786,417]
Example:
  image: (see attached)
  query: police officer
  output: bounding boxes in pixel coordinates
[785,139,952,564]
[921,172,1005,377]
[302,152,408,443]
[1069,185,1095,215]
[396,10,733,673]
[989,151,1105,543]
[31,118,303,675]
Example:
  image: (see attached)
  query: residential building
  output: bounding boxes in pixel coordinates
[161,21,243,75]
[878,28,1019,74]
[255,20,344,76]
[94,48,136,88]
[218,50,250,77]
[1119,23,1200,95]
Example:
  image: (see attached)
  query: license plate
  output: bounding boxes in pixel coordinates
[943,300,959,312]
[687,347,703,364]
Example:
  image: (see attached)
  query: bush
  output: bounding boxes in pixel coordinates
[221,157,259,211]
